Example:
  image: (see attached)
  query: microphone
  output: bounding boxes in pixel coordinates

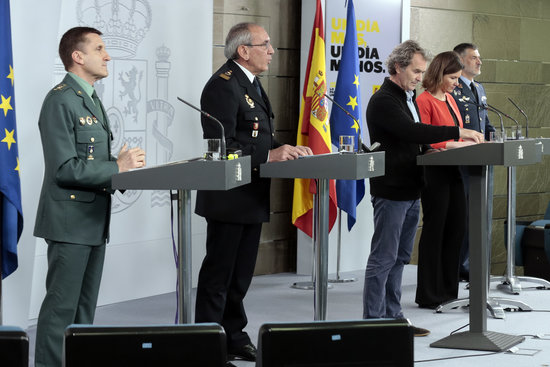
[321,91,368,152]
[487,103,522,139]
[470,101,505,138]
[508,97,529,138]
[177,97,227,159]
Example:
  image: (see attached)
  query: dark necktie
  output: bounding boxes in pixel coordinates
[253,77,262,97]
[92,90,104,121]
[470,81,479,103]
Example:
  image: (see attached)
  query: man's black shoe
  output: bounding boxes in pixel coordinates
[228,342,257,362]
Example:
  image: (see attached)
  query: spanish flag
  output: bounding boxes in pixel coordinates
[292,0,337,237]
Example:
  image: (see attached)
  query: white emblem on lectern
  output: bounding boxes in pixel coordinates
[368,156,375,172]
[518,145,524,160]
[236,162,242,182]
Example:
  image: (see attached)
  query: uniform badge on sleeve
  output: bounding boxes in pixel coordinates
[245,94,255,108]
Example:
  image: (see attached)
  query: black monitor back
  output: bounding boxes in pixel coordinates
[0,326,29,367]
[63,323,226,367]
[257,319,413,367]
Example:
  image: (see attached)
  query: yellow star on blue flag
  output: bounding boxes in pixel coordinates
[328,0,365,230]
[1,0,23,279]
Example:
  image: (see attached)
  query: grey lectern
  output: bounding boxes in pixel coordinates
[418,140,540,351]
[493,138,550,294]
[260,152,385,320]
[111,157,251,323]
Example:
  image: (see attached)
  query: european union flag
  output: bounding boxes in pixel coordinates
[329,0,365,230]
[1,0,23,279]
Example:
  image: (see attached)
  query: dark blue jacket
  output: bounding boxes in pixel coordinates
[451,78,495,140]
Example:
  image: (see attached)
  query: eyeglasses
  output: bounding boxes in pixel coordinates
[245,41,272,50]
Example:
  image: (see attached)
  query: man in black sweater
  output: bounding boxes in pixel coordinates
[362,40,483,336]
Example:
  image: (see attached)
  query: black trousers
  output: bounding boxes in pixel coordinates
[195,219,262,348]
[415,166,466,307]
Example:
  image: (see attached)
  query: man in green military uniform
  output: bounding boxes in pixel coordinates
[33,27,146,367]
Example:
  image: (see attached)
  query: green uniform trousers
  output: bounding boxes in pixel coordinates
[34,241,106,367]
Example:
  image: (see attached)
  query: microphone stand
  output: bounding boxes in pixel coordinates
[508,98,529,138]
[177,97,227,159]
[322,93,364,152]
[488,104,521,139]
[483,105,504,140]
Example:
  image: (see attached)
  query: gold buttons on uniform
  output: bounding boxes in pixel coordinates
[70,194,76,200]
[90,137,95,143]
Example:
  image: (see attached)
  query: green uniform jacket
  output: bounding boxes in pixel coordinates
[34,74,119,245]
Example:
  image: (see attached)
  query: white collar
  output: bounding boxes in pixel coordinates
[232,60,256,84]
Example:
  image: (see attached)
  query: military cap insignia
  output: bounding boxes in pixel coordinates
[245,94,255,108]
[219,70,233,80]
[53,83,67,91]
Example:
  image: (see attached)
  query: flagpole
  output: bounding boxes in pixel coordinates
[329,209,356,283]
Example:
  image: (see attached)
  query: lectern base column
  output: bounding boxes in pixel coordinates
[431,331,524,352]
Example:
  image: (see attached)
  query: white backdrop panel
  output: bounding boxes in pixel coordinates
[4,0,213,327]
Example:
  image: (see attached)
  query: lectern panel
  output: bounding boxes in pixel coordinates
[260,151,384,180]
[417,140,540,167]
[111,156,251,190]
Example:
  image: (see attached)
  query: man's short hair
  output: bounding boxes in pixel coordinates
[386,40,429,76]
[59,27,102,71]
[453,43,478,56]
[422,51,463,93]
[224,23,254,60]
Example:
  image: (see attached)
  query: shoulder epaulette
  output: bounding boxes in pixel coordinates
[52,83,68,91]
[219,70,233,80]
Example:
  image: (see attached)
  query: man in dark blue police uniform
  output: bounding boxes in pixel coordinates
[194,23,312,364]
[451,43,495,281]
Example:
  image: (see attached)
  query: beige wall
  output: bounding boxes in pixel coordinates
[411,0,550,274]
[212,0,550,275]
